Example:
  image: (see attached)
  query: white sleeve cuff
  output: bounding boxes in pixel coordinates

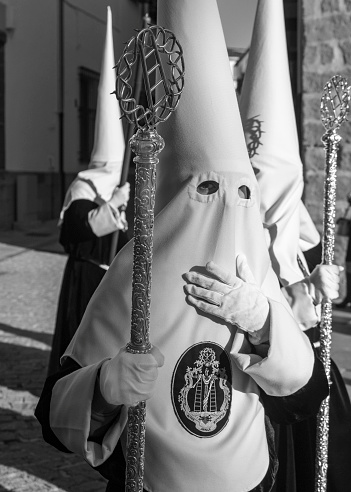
[282,281,320,330]
[88,203,126,237]
[231,298,314,397]
[50,360,128,467]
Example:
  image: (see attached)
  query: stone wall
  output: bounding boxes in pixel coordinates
[302,0,351,270]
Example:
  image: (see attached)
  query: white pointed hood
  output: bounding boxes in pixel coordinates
[63,3,312,490]
[155,0,253,215]
[89,6,124,170]
[60,6,125,220]
[240,0,306,285]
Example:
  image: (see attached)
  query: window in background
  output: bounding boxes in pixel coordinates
[78,67,99,165]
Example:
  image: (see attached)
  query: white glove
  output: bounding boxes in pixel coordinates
[99,345,164,407]
[109,182,130,211]
[306,264,343,305]
[184,254,270,345]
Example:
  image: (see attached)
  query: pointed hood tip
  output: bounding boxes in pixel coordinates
[89,6,125,168]
[156,0,254,212]
[240,0,301,163]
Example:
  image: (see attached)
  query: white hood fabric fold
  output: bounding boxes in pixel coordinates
[60,6,125,221]
[240,0,310,285]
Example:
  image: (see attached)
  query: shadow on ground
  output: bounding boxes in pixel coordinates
[0,321,107,491]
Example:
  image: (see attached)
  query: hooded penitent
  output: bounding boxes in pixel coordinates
[60,6,125,220]
[49,2,314,491]
[239,0,316,286]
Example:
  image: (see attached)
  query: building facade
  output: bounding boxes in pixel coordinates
[0,0,142,229]
[0,0,351,276]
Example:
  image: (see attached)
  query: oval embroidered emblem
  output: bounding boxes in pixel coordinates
[171,342,232,438]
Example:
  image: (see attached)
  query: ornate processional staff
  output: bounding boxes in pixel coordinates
[108,11,152,266]
[315,75,350,492]
[114,25,185,492]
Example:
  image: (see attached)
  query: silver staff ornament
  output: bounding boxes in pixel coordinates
[315,75,350,492]
[114,25,185,492]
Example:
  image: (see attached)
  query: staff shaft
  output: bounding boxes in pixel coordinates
[315,130,341,492]
[125,129,164,492]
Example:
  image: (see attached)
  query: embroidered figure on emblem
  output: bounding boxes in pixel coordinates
[172,343,232,437]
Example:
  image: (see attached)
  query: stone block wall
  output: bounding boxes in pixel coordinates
[302,0,351,271]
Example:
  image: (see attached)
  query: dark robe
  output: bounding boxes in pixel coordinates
[47,199,128,376]
[272,327,351,492]
[273,246,351,491]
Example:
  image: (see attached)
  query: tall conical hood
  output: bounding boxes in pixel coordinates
[59,6,125,219]
[90,6,125,170]
[156,0,254,214]
[239,0,304,285]
[64,3,312,488]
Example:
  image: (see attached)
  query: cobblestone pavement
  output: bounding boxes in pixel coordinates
[0,222,107,492]
[0,221,350,491]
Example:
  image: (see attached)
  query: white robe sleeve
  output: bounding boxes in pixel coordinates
[88,203,127,237]
[231,298,315,397]
[50,360,128,467]
[281,280,320,330]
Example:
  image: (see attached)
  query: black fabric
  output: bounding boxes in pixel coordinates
[346,232,351,263]
[326,358,351,490]
[271,357,351,492]
[303,326,319,345]
[60,199,116,266]
[47,256,106,376]
[60,199,129,263]
[35,358,81,453]
[260,345,329,425]
[60,199,99,244]
[303,242,322,273]
[47,200,129,376]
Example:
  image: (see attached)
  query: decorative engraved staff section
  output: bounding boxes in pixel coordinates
[114,25,184,492]
[315,75,350,492]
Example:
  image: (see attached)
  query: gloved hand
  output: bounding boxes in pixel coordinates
[109,182,130,211]
[99,345,164,407]
[306,264,343,305]
[184,254,270,345]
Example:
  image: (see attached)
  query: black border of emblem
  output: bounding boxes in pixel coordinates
[171,341,232,438]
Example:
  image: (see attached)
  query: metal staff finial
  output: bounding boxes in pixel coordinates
[114,25,184,492]
[315,75,350,492]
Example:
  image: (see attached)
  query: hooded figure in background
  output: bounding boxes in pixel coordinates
[36,1,328,491]
[239,0,339,334]
[240,1,351,490]
[47,6,130,377]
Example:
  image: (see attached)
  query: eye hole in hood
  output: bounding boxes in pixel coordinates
[238,185,251,199]
[197,181,219,195]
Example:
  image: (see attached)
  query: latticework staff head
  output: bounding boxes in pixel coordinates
[114,25,185,130]
[320,75,350,132]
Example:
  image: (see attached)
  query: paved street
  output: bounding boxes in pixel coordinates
[0,221,350,491]
[0,222,107,492]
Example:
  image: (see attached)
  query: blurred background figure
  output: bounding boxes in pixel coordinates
[335,191,351,308]
[47,7,130,377]
[239,0,351,490]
